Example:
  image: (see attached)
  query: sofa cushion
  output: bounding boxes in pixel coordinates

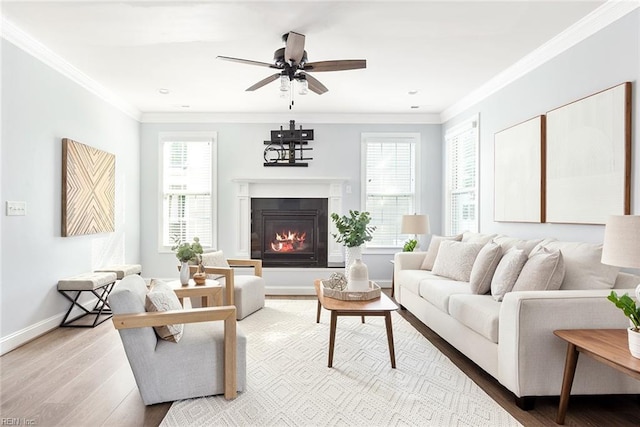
[396,269,444,296]
[419,279,472,314]
[449,294,501,343]
[512,246,565,292]
[539,241,619,290]
[493,235,542,256]
[145,279,184,343]
[432,241,484,282]
[462,232,498,245]
[491,248,527,302]
[420,234,463,270]
[469,242,503,294]
[201,250,230,280]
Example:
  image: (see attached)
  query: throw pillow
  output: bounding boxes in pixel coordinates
[432,240,484,282]
[540,241,619,290]
[469,242,503,294]
[512,246,565,292]
[462,232,498,245]
[420,234,463,271]
[491,248,527,302]
[145,280,184,343]
[493,235,542,256]
[200,250,230,279]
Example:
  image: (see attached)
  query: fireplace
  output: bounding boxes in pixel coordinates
[251,198,328,267]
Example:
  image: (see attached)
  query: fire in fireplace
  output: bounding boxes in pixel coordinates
[270,230,307,252]
[251,198,328,267]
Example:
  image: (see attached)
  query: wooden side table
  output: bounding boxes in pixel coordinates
[554,329,640,424]
[167,279,222,308]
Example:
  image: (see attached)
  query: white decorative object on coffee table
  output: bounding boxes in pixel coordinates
[348,258,369,291]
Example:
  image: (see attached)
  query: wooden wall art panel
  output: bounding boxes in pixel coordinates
[62,138,115,236]
[494,115,545,223]
[545,82,631,224]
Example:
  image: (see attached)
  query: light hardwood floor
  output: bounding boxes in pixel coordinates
[1,294,639,426]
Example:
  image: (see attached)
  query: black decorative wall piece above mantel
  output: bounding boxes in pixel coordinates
[264,120,314,167]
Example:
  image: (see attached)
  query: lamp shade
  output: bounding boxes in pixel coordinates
[601,215,640,269]
[401,214,430,235]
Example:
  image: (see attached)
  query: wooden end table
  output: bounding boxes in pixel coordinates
[167,279,222,308]
[554,329,640,424]
[314,279,398,368]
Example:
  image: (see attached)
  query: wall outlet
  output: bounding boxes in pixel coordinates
[6,201,27,216]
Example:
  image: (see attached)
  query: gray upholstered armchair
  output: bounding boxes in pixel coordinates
[108,274,246,405]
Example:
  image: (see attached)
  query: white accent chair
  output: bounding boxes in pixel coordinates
[191,252,266,320]
[108,274,246,405]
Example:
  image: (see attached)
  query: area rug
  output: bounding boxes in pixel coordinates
[161,299,521,427]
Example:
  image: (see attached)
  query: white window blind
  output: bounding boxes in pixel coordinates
[160,134,215,249]
[445,117,478,235]
[362,133,420,248]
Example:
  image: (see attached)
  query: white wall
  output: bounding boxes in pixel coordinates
[139,121,442,287]
[442,10,640,243]
[0,40,141,353]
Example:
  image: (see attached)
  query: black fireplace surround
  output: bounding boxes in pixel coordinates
[251,198,328,267]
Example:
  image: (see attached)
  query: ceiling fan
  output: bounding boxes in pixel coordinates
[217,31,366,95]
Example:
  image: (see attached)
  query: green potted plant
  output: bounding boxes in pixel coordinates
[608,290,640,358]
[330,210,376,274]
[171,236,203,285]
[403,239,418,252]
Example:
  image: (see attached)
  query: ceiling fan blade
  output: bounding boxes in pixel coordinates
[284,31,305,65]
[217,55,277,69]
[300,72,328,95]
[304,60,366,72]
[246,73,281,91]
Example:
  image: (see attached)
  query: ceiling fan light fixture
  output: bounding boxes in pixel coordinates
[279,75,290,92]
[298,78,308,95]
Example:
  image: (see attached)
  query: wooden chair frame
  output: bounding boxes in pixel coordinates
[112,305,238,400]
[188,259,263,306]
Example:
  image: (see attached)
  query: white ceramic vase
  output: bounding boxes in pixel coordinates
[345,245,362,276]
[348,258,369,291]
[628,327,640,359]
[180,261,190,285]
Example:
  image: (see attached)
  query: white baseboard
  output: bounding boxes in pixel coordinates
[266,280,391,296]
[0,312,64,355]
[0,297,100,356]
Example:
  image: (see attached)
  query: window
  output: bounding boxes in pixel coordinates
[361,133,420,248]
[445,116,478,235]
[159,132,216,250]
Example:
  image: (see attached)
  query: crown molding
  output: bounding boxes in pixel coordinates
[440,0,640,123]
[1,17,142,121]
[140,112,441,124]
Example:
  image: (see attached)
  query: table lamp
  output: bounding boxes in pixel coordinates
[601,215,640,299]
[401,214,430,251]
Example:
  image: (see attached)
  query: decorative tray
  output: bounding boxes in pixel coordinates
[321,280,381,301]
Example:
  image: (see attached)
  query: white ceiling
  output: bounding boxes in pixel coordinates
[1,1,615,120]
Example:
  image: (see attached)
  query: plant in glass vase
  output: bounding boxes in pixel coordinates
[171,236,203,285]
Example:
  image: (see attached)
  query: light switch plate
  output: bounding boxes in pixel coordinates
[6,201,27,216]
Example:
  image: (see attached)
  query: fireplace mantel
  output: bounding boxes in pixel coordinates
[232,177,348,264]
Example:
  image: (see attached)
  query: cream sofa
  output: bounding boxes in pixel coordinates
[394,231,640,408]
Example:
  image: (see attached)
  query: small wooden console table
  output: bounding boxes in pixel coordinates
[554,329,640,424]
[315,279,398,368]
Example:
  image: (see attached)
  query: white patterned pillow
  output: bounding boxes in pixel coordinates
[201,250,230,279]
[512,246,565,292]
[537,241,619,290]
[469,242,503,294]
[145,280,183,343]
[420,234,463,270]
[432,241,484,282]
[491,248,527,302]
